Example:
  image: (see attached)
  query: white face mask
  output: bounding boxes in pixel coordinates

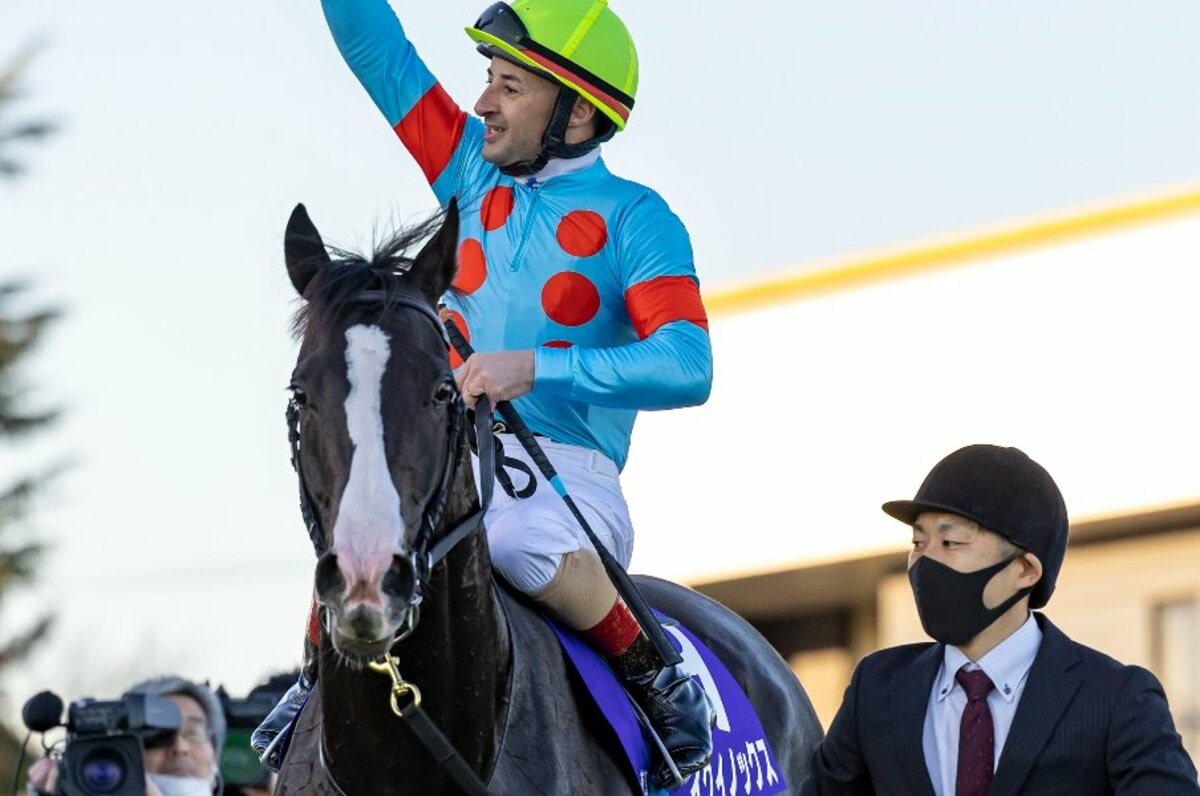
[148,773,214,796]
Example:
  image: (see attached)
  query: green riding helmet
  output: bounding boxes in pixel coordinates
[466,0,639,132]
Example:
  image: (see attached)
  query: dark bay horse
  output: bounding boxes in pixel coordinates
[273,202,822,795]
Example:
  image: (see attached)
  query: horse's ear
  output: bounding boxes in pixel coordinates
[285,203,332,296]
[412,198,460,304]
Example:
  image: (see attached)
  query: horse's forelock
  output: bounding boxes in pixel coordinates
[291,255,377,344]
[290,211,450,345]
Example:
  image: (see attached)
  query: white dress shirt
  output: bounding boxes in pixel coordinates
[922,613,1043,795]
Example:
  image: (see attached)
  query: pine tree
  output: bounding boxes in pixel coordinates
[0,47,60,788]
[0,48,54,177]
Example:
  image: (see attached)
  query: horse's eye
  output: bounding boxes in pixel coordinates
[433,381,457,405]
[290,387,309,408]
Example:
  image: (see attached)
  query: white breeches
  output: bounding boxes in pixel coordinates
[472,434,634,595]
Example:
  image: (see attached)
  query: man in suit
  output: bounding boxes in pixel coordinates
[801,444,1199,795]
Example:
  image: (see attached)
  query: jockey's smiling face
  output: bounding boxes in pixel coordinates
[474,56,559,166]
[474,56,598,168]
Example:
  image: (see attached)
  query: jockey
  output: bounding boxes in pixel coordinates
[257,0,715,786]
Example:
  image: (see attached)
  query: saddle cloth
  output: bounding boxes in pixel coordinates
[545,613,787,796]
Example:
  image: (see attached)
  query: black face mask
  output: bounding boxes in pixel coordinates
[908,554,1032,646]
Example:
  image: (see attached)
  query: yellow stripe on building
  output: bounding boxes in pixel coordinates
[706,184,1200,316]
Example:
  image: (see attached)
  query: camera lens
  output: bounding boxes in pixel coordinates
[79,749,127,793]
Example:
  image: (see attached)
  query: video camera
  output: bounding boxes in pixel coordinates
[23,690,181,796]
[216,674,294,795]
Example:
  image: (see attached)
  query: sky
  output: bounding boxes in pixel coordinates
[3,0,1200,718]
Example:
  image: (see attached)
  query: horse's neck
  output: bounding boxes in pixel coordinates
[408,434,510,686]
[320,447,509,791]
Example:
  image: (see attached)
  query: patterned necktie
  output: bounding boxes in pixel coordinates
[955,668,995,796]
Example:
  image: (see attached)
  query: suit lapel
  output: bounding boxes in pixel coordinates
[991,614,1082,795]
[891,645,941,796]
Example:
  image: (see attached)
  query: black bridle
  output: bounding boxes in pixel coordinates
[286,292,491,603]
[286,290,495,794]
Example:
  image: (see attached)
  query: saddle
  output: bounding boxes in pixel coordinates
[500,584,788,796]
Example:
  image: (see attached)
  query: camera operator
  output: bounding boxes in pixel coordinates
[27,676,226,796]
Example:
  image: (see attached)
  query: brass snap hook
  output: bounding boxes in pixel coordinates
[369,654,423,717]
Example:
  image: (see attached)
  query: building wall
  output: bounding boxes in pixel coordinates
[787,647,856,731]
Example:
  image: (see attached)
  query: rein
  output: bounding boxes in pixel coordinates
[287,291,494,795]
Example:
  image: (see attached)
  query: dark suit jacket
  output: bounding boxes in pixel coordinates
[800,613,1199,795]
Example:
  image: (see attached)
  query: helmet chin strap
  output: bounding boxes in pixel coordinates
[500,85,615,178]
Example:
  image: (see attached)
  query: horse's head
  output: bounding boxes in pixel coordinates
[284,201,464,664]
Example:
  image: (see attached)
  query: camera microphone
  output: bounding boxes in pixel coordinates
[22,690,64,733]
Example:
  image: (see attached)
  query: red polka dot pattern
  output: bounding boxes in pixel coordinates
[441,309,471,369]
[454,239,486,295]
[480,186,515,231]
[542,340,574,348]
[556,210,608,258]
[541,272,600,327]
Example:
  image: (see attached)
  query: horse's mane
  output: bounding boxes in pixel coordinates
[291,212,448,344]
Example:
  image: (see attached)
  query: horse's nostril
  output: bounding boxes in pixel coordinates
[315,552,344,600]
[382,555,417,602]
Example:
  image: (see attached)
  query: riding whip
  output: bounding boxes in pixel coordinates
[443,317,682,667]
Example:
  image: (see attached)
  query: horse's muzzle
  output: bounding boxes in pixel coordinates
[315,550,422,651]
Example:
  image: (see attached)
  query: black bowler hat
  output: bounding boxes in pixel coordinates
[883,444,1069,609]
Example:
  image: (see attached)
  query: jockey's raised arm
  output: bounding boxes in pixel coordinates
[322,0,481,201]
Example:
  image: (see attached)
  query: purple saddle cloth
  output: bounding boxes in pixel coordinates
[545,613,787,796]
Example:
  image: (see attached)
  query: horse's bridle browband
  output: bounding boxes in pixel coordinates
[287,290,496,795]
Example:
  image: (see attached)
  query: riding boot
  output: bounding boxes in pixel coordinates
[534,555,715,788]
[252,602,321,770]
[614,633,716,789]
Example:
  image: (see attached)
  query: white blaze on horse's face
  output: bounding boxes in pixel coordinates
[330,324,405,607]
